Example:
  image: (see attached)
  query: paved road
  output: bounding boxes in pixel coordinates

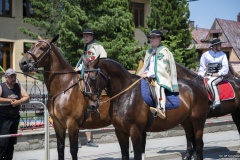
[13,130,240,160]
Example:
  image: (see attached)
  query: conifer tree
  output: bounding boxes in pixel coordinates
[20,0,140,70]
[145,0,198,69]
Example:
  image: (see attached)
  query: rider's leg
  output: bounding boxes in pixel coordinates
[160,86,166,112]
[207,76,223,108]
[150,82,166,119]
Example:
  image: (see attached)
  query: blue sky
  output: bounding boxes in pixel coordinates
[188,0,240,28]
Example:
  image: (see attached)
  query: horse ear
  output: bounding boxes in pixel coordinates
[50,34,59,44]
[38,35,43,40]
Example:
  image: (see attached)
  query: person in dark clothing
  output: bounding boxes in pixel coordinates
[0,68,29,160]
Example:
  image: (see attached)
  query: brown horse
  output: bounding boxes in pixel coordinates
[82,56,210,160]
[176,63,240,157]
[18,35,111,160]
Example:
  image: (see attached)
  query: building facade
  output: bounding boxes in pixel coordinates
[0,0,39,80]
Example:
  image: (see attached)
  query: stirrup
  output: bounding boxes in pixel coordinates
[153,110,158,117]
[150,107,158,117]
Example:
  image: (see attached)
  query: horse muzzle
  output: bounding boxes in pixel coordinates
[19,59,35,73]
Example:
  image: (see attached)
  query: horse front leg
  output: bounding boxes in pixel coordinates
[53,120,66,160]
[141,132,147,160]
[130,127,143,160]
[230,109,240,153]
[67,121,79,160]
[181,119,195,160]
[191,118,205,160]
[115,129,130,160]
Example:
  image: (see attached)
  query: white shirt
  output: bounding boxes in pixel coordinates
[144,49,156,77]
[198,50,229,77]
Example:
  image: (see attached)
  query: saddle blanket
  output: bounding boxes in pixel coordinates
[141,79,180,110]
[207,81,235,101]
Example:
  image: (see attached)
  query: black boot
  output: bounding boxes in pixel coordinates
[210,103,221,109]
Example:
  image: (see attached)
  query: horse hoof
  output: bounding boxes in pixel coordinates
[182,155,191,160]
[237,149,240,154]
[182,151,192,160]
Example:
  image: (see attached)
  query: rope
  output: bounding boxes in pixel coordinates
[100,77,143,104]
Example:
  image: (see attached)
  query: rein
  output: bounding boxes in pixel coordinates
[100,77,143,105]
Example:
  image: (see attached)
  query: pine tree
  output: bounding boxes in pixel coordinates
[76,0,139,69]
[19,0,140,70]
[145,0,198,69]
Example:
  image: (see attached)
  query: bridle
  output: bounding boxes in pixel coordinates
[84,64,143,105]
[26,40,52,71]
[83,67,108,103]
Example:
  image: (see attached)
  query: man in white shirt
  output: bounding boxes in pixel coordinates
[198,38,229,109]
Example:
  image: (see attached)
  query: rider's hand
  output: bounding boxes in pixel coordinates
[74,68,80,72]
[142,73,148,78]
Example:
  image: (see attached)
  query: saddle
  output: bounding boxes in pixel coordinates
[203,78,235,101]
[141,78,180,109]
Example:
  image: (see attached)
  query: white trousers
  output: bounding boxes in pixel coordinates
[154,81,166,112]
[207,76,223,104]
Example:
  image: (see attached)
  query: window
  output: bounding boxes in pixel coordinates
[130,2,144,27]
[23,0,34,17]
[0,0,12,17]
[213,33,219,39]
[0,42,13,70]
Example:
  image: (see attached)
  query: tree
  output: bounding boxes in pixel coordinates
[144,0,198,69]
[20,0,141,70]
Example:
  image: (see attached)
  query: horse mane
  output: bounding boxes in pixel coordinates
[176,62,198,80]
[99,58,140,79]
[51,44,75,71]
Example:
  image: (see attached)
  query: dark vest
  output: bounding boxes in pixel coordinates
[0,83,21,117]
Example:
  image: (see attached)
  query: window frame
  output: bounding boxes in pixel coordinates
[0,42,13,70]
[130,2,144,28]
[0,0,12,17]
[23,0,34,18]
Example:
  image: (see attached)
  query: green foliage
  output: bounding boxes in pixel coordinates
[34,72,44,81]
[20,0,140,70]
[145,0,198,69]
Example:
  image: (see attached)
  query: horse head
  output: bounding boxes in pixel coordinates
[19,35,59,72]
[82,55,109,108]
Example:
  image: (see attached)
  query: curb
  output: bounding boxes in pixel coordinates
[14,116,236,151]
